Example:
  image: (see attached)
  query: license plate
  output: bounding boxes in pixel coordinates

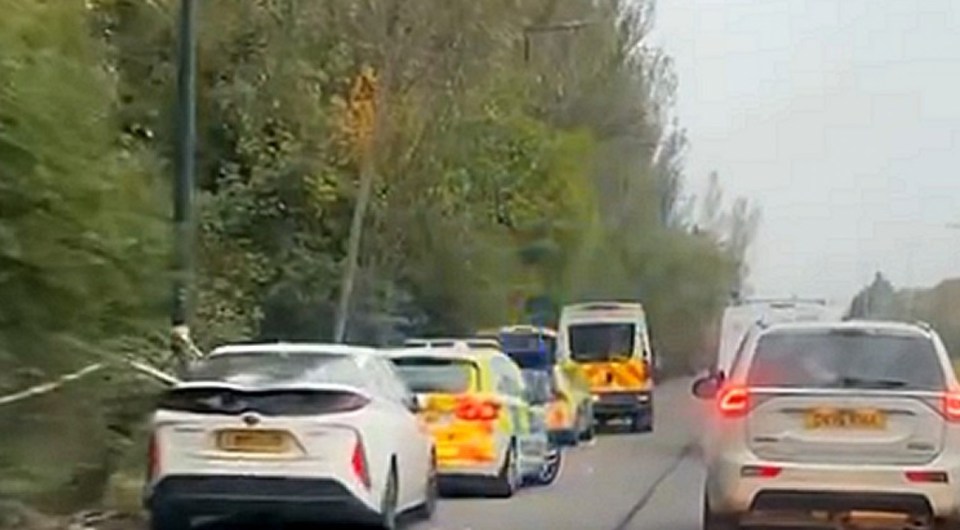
[804,408,886,430]
[216,429,290,453]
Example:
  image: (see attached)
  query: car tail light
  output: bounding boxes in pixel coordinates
[905,470,948,483]
[718,386,750,418]
[740,465,782,478]
[147,431,160,481]
[943,393,960,422]
[351,436,371,490]
[455,397,501,421]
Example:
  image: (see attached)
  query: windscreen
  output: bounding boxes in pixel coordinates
[182,352,368,389]
[389,357,477,394]
[568,323,636,362]
[747,330,945,390]
[521,369,556,404]
[501,332,557,368]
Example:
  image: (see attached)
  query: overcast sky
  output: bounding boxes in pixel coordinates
[654,0,960,304]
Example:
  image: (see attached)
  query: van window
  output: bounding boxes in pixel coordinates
[568,323,635,362]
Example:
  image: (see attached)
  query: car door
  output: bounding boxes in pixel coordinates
[366,356,429,509]
[491,356,536,467]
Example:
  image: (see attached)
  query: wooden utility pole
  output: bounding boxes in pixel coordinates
[333,68,379,343]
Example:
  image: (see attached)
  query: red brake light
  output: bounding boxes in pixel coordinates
[455,397,501,421]
[741,465,782,478]
[351,436,371,490]
[718,387,750,417]
[905,470,949,483]
[943,393,960,422]
[147,432,160,481]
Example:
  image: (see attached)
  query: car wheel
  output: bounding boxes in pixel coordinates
[412,452,438,520]
[490,440,520,498]
[702,492,739,530]
[378,464,399,530]
[534,446,562,485]
[578,405,596,442]
[149,508,190,530]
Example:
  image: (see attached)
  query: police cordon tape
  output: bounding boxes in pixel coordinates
[0,359,179,408]
[0,326,205,407]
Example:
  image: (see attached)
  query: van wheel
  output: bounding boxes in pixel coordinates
[703,493,739,530]
[630,406,653,433]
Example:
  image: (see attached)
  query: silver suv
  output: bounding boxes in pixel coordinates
[693,320,960,530]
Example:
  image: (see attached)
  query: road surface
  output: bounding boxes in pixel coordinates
[409,378,706,530]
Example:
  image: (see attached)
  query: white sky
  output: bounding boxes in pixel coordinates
[654,0,960,303]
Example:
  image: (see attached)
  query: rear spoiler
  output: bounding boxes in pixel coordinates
[168,381,374,400]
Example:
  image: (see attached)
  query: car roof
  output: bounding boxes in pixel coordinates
[380,345,503,363]
[496,325,557,337]
[760,320,932,337]
[208,342,379,358]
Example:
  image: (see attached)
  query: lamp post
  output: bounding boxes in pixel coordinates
[522,20,594,62]
[171,0,198,362]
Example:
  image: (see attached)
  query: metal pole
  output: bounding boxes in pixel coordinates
[171,0,197,355]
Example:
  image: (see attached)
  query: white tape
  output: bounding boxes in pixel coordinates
[0,359,180,407]
[0,363,104,407]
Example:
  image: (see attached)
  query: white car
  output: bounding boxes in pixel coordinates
[694,321,960,530]
[144,343,436,530]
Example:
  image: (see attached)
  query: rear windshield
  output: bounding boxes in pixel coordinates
[389,357,477,394]
[502,332,557,368]
[746,330,945,390]
[568,323,635,362]
[521,369,557,403]
[182,352,368,388]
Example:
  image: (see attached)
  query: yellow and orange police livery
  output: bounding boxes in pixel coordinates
[380,340,543,498]
[558,302,655,433]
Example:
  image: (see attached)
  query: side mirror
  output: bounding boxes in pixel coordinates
[406,395,424,413]
[691,375,722,400]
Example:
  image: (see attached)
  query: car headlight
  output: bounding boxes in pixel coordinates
[591,394,600,402]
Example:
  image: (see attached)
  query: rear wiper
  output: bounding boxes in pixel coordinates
[837,376,909,389]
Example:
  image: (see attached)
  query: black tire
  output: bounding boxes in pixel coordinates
[578,404,596,441]
[489,441,520,498]
[149,508,190,530]
[533,446,562,486]
[702,492,739,530]
[378,464,399,530]
[630,406,654,433]
[411,452,438,521]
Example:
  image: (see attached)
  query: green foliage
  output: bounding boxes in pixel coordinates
[2,0,763,510]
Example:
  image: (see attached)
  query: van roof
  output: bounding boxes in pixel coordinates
[563,301,644,312]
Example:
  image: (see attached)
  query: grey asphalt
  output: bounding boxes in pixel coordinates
[409,378,706,530]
